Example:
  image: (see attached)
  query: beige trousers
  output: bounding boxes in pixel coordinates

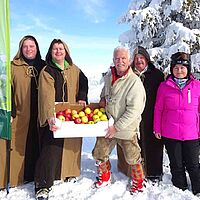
[92,135,141,165]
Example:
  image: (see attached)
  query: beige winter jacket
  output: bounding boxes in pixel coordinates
[101,67,146,140]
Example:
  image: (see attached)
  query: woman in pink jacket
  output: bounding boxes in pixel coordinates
[154,52,200,196]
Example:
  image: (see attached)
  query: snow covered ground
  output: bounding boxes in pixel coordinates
[0,137,200,200]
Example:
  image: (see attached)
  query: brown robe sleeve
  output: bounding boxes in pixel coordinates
[38,68,55,126]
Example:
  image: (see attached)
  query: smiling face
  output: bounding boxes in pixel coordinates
[113,49,130,76]
[172,64,188,78]
[133,54,148,72]
[51,42,66,64]
[22,39,37,60]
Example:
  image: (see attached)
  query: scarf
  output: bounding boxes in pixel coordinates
[132,66,148,83]
[173,77,188,89]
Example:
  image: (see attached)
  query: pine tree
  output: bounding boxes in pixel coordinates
[119,0,200,72]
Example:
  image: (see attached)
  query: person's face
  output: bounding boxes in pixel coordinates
[22,39,37,60]
[51,43,66,63]
[113,49,130,75]
[134,54,148,72]
[172,64,188,78]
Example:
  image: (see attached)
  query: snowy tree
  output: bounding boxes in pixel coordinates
[118,0,200,73]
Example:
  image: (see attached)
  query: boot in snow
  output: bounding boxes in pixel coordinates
[35,188,49,200]
[129,163,145,194]
[94,160,111,188]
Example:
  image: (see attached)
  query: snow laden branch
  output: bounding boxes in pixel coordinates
[118,0,200,72]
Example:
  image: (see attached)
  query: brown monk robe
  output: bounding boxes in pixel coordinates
[34,39,88,195]
[0,35,45,189]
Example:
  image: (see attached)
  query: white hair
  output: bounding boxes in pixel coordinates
[113,46,130,60]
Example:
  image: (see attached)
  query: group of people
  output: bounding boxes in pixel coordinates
[0,35,200,200]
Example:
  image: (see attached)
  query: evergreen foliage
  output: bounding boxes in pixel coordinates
[119,0,200,72]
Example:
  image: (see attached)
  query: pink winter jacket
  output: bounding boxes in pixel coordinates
[154,75,200,140]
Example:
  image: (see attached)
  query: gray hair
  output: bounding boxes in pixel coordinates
[113,46,130,60]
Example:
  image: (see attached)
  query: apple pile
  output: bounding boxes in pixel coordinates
[56,107,108,124]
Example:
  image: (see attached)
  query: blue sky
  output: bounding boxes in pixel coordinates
[10,0,130,74]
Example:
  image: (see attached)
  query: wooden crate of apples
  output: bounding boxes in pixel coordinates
[53,102,113,138]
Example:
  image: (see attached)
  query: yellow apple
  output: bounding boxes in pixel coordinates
[72,113,79,119]
[94,118,100,123]
[78,111,85,117]
[93,114,100,121]
[93,108,99,115]
[100,107,106,113]
[97,111,103,117]
[100,114,108,121]
[81,116,88,123]
[88,121,95,124]
[84,107,92,114]
[72,109,78,115]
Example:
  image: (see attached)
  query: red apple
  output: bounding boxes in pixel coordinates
[65,117,71,121]
[57,114,65,122]
[64,108,71,115]
[86,114,91,121]
[74,117,82,124]
[65,113,72,121]
[56,111,65,118]
[87,112,94,121]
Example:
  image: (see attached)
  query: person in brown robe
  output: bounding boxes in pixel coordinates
[0,35,46,189]
[34,39,88,200]
[117,46,164,183]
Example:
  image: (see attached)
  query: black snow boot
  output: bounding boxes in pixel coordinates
[35,188,49,200]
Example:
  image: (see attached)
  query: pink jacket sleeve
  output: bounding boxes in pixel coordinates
[198,95,200,138]
[153,83,165,134]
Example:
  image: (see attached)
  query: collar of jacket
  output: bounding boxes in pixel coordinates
[48,60,71,71]
[111,66,131,85]
[52,59,69,70]
[166,75,194,89]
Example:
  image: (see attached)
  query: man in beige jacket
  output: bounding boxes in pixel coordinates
[92,46,146,194]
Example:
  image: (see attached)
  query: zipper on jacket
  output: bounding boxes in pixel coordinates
[187,88,191,104]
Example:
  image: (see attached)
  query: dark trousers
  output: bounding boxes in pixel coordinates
[139,131,163,178]
[24,120,40,182]
[34,126,64,191]
[163,137,200,194]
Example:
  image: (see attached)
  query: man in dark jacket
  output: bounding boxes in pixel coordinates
[117,46,164,182]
